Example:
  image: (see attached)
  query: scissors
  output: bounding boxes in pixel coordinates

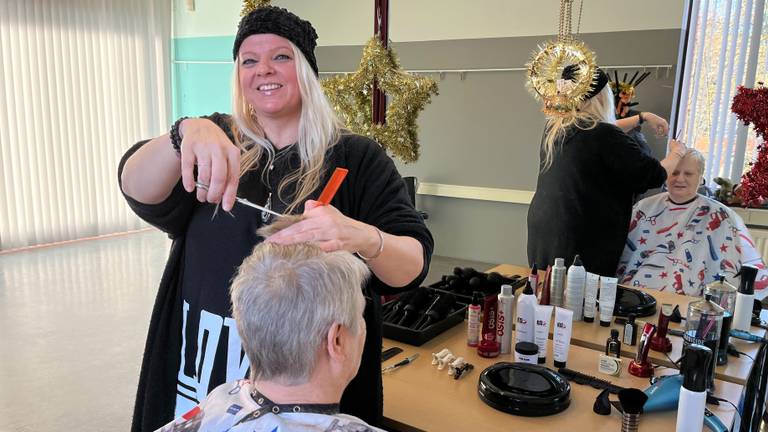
[195,182,283,217]
[643,209,665,225]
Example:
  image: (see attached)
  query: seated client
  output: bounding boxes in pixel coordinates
[617,148,768,297]
[157,224,384,432]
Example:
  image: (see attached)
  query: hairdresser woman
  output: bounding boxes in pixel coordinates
[527,65,685,276]
[118,7,432,431]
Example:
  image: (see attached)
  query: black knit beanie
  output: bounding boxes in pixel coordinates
[232,6,319,75]
[562,65,609,100]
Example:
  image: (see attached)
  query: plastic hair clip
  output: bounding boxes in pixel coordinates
[448,357,466,375]
[438,354,456,370]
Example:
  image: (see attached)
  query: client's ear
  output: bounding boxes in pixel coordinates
[326,322,346,361]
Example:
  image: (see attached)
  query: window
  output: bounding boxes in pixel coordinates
[0,0,171,249]
[674,0,768,184]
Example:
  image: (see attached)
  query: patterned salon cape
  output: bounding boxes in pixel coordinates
[617,193,768,298]
[156,379,385,432]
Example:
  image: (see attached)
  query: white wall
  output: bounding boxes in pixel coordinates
[174,0,684,43]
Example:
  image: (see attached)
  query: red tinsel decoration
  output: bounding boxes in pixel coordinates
[731,83,768,207]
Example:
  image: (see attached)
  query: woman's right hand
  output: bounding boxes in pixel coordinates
[668,139,687,158]
[659,139,687,178]
[179,118,241,211]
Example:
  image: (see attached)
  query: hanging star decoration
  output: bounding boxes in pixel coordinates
[731,83,768,207]
[525,0,598,116]
[322,37,438,163]
[241,0,271,16]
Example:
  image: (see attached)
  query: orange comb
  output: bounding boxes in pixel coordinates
[317,167,348,205]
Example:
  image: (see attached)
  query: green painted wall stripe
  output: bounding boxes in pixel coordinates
[173,36,235,62]
[172,63,232,118]
[172,36,234,118]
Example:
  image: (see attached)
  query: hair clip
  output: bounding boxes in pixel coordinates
[448,357,466,375]
[438,354,456,370]
[452,362,474,380]
[431,348,452,365]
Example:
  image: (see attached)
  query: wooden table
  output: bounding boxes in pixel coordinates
[382,325,740,432]
[489,264,764,385]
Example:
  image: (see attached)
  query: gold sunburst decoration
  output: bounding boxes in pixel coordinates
[322,37,438,163]
[525,0,597,116]
[526,39,597,116]
[241,0,271,16]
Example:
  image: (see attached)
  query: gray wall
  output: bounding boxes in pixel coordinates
[317,29,681,265]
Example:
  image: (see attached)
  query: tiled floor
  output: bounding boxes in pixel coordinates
[0,229,492,432]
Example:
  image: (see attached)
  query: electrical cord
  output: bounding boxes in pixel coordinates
[709,395,741,425]
[735,351,755,362]
[664,352,681,369]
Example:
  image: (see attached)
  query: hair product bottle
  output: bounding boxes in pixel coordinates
[733,265,758,332]
[565,255,586,321]
[516,281,537,344]
[497,284,515,354]
[551,258,567,307]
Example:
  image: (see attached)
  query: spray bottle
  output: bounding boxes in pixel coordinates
[497,284,515,354]
[551,258,566,307]
[676,344,712,432]
[516,280,537,344]
[733,265,758,332]
[565,255,586,321]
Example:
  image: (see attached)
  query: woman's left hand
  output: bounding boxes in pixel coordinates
[265,200,379,254]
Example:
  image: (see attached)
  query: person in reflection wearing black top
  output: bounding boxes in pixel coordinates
[527,65,685,275]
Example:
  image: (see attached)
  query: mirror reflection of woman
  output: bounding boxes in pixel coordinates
[527,66,685,276]
[618,149,768,297]
[119,7,432,430]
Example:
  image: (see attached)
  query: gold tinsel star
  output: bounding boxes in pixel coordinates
[322,37,438,163]
[241,0,271,16]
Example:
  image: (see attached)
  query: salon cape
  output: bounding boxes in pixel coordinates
[617,193,768,298]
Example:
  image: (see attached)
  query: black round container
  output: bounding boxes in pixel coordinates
[478,362,571,416]
[613,286,657,317]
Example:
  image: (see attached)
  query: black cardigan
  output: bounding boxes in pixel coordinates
[527,122,666,275]
[118,124,433,431]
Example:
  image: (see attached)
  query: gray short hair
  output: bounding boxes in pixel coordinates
[230,242,370,385]
[682,148,706,174]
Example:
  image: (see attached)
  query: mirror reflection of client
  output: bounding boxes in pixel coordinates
[527,65,685,276]
[156,222,384,432]
[617,149,768,297]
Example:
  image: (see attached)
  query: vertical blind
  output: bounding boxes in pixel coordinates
[676,0,768,184]
[0,0,171,250]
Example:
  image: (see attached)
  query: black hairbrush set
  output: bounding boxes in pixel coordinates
[430,267,525,301]
[383,267,524,346]
[382,288,466,345]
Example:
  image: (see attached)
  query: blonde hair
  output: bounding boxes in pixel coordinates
[230,40,344,214]
[540,84,617,171]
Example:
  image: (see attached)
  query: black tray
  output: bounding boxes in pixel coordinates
[382,288,467,346]
[428,275,527,304]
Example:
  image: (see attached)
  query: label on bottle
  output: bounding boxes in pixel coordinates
[467,306,481,346]
[623,323,634,345]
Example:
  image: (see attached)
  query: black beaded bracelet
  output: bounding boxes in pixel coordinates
[638,112,645,125]
[169,116,189,154]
